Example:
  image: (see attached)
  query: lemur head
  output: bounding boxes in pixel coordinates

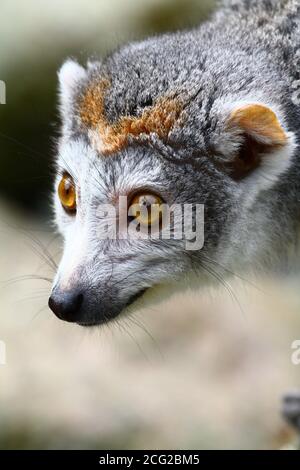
[49,32,296,326]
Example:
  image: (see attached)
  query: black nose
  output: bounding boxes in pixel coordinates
[48,289,84,322]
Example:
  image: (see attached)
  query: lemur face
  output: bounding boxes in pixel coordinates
[49,35,296,326]
[51,137,229,326]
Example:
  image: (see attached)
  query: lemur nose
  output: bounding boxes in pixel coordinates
[48,289,84,322]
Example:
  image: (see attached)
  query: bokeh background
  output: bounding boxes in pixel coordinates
[1,0,300,450]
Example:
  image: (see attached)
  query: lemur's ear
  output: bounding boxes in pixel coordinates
[58,60,87,117]
[221,103,294,181]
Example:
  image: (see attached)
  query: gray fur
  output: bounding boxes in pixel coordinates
[51,0,300,325]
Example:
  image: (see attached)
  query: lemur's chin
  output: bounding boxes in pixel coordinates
[120,280,183,319]
[125,288,149,309]
[78,284,176,327]
[77,321,101,327]
[50,275,197,327]
[76,288,149,327]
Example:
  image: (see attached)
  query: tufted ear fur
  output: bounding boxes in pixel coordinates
[58,59,87,121]
[218,103,296,187]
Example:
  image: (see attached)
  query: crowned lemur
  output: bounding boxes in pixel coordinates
[49,0,300,328]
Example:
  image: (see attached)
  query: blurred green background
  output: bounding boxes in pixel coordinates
[1,0,300,450]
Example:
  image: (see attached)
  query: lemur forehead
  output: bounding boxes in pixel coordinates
[79,79,184,155]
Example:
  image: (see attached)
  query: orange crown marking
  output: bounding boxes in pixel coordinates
[79,79,183,155]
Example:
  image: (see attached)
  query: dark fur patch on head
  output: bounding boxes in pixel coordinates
[79,79,184,155]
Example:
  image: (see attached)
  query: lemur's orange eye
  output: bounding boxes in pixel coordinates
[129,192,163,227]
[58,174,76,213]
